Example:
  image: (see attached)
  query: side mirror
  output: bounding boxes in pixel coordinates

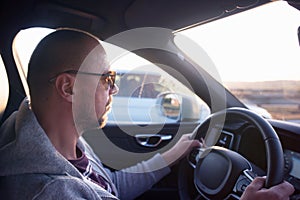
[157,92,210,122]
[159,93,181,120]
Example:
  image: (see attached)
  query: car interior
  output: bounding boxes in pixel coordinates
[1,0,300,199]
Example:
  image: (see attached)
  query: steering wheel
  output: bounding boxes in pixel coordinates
[178,107,284,199]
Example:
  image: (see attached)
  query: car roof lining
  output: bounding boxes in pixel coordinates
[1,0,274,40]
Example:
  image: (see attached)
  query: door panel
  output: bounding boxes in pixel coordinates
[83,122,199,169]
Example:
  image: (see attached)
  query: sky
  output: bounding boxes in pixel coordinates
[177,1,300,82]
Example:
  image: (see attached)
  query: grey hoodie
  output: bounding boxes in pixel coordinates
[0,99,170,199]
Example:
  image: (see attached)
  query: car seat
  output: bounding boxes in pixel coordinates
[0,56,9,125]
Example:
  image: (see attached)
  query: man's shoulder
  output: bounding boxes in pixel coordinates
[0,111,17,144]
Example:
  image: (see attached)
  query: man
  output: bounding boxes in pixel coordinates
[0,29,294,199]
[0,28,200,199]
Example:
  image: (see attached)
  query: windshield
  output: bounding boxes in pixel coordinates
[175,1,300,123]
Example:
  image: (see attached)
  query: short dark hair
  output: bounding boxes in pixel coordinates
[27,29,101,101]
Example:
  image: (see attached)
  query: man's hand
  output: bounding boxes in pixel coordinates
[240,177,295,200]
[162,133,201,166]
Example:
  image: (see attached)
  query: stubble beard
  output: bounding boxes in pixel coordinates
[98,95,113,128]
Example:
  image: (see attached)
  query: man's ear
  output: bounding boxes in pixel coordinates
[55,74,75,102]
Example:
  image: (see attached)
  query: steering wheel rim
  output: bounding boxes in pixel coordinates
[178,107,284,199]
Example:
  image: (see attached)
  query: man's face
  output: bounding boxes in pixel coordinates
[94,68,118,128]
[72,46,118,134]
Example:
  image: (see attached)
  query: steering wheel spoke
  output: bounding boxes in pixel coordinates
[233,169,257,196]
[194,146,252,199]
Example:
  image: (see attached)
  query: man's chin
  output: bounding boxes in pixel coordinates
[98,113,108,128]
[98,97,113,128]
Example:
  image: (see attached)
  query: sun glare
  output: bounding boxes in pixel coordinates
[177,1,300,82]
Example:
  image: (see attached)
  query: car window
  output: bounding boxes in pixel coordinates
[175,1,300,124]
[13,27,211,125]
[106,48,210,124]
[12,27,55,97]
[116,72,166,98]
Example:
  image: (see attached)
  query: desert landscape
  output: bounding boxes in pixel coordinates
[225,80,300,124]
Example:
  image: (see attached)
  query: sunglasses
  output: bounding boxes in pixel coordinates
[49,70,116,90]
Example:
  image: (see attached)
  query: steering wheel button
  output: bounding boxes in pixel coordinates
[241,184,247,191]
[235,176,251,194]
